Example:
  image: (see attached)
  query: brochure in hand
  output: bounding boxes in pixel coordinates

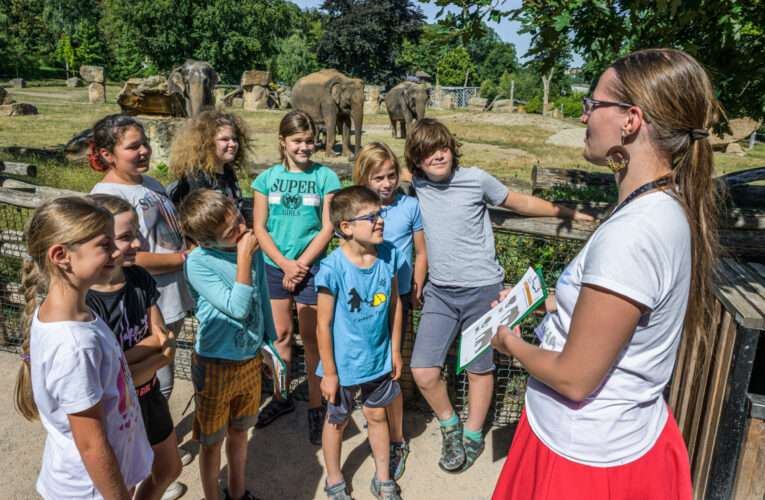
[262,340,288,398]
[457,267,547,373]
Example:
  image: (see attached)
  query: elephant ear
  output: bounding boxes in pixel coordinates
[168,70,184,94]
[330,82,342,105]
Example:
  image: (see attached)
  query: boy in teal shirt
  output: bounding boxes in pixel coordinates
[178,189,276,500]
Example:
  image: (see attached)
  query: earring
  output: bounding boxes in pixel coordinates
[605,135,630,172]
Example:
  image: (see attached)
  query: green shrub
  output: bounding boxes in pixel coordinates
[479,79,498,99]
[559,92,585,118]
[525,93,542,113]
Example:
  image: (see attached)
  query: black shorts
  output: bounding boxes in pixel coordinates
[326,374,400,425]
[137,377,175,446]
[265,263,320,304]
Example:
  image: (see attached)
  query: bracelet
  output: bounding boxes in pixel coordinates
[180,251,187,262]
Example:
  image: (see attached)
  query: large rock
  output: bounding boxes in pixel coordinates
[8,78,25,88]
[241,70,271,87]
[231,97,244,108]
[441,94,455,110]
[66,76,83,88]
[88,82,106,103]
[243,85,268,110]
[364,85,382,114]
[0,103,38,116]
[277,92,291,110]
[213,87,227,104]
[469,96,488,112]
[725,142,746,157]
[64,129,93,162]
[709,118,761,147]
[493,100,514,113]
[133,116,186,169]
[80,65,105,84]
[545,127,586,148]
[118,88,186,117]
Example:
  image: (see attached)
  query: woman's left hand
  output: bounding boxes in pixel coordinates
[491,325,521,356]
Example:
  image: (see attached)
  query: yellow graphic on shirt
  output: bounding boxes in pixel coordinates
[371,293,387,306]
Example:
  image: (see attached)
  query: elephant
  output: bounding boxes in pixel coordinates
[291,69,364,159]
[167,59,219,118]
[384,82,429,139]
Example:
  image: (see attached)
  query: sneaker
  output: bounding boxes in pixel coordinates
[308,406,325,445]
[461,434,485,473]
[438,419,465,473]
[161,481,185,500]
[178,448,193,466]
[223,488,262,500]
[389,441,409,481]
[370,477,401,500]
[324,478,353,499]
[255,396,295,428]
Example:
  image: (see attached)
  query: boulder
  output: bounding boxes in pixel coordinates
[213,87,226,104]
[725,142,746,156]
[133,116,186,169]
[552,108,562,118]
[64,129,93,162]
[0,103,38,116]
[8,78,25,88]
[231,97,244,108]
[516,105,526,113]
[66,76,83,88]
[492,99,513,113]
[709,118,761,147]
[364,85,382,114]
[80,65,105,83]
[88,82,106,104]
[469,97,488,111]
[243,86,268,110]
[441,94,455,110]
[117,88,186,117]
[241,70,271,87]
[144,75,166,87]
[278,93,291,110]
[545,127,586,148]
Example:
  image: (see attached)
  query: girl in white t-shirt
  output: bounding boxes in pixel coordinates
[14,196,153,499]
[491,49,719,499]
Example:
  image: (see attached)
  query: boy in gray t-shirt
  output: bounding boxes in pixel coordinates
[404,118,593,474]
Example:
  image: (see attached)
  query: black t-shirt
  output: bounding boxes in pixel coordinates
[86,265,161,352]
[169,166,243,210]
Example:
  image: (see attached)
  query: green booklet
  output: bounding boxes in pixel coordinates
[457,267,547,373]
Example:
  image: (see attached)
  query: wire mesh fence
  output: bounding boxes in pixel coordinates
[0,199,583,427]
[430,86,480,109]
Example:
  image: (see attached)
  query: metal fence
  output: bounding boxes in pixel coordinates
[0,198,583,427]
[430,86,480,109]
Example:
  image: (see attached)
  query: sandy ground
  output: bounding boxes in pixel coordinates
[0,350,513,499]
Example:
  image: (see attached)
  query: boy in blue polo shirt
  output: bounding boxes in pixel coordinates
[316,186,405,500]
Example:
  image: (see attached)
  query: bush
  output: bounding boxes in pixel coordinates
[525,93,542,113]
[479,79,499,99]
[559,91,585,118]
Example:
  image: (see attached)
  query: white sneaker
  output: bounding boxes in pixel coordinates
[179,448,193,466]
[161,481,185,500]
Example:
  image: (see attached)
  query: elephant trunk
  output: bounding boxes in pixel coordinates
[188,79,205,117]
[415,99,426,121]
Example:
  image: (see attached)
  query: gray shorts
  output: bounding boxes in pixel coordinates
[411,281,504,374]
[326,374,401,425]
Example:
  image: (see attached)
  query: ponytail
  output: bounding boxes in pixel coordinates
[14,259,40,420]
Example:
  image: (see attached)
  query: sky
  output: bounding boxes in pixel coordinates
[292,0,584,67]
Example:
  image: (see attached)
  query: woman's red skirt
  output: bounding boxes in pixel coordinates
[492,408,692,500]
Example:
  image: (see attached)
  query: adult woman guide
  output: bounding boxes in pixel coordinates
[491,49,719,499]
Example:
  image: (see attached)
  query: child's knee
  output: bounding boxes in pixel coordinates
[325,419,349,433]
[412,367,440,388]
[362,405,387,424]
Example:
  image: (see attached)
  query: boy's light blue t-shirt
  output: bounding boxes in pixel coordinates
[315,241,403,386]
[251,163,341,268]
[184,246,277,360]
[382,193,422,295]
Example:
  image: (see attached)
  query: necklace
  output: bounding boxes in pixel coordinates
[610,177,670,217]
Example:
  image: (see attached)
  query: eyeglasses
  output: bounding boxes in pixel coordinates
[582,97,651,123]
[347,208,387,224]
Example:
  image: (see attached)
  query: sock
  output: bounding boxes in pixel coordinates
[439,412,459,428]
[463,427,482,442]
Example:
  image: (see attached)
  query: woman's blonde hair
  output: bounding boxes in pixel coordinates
[352,142,401,188]
[609,48,721,347]
[15,197,113,421]
[169,110,251,179]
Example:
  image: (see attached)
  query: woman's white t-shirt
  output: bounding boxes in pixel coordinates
[525,191,691,467]
[30,308,153,498]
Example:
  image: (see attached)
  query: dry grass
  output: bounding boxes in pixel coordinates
[1,85,762,193]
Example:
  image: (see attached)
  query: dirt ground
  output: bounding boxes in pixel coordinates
[0,351,513,499]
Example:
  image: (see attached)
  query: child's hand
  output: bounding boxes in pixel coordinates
[154,324,176,360]
[411,283,423,309]
[237,228,259,258]
[282,275,297,292]
[491,287,513,308]
[491,325,521,356]
[321,373,340,404]
[573,210,597,222]
[391,352,403,381]
[282,259,308,283]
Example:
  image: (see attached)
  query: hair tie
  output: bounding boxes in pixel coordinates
[689,129,709,141]
[87,139,108,172]
[19,353,30,363]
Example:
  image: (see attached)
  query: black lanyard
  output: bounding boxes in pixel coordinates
[610,178,669,217]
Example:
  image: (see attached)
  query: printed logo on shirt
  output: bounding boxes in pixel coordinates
[347,288,387,313]
[268,178,320,216]
[138,190,183,251]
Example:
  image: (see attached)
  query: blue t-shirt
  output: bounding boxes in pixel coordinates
[382,193,422,295]
[315,241,403,386]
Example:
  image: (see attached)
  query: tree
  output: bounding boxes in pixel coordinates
[273,33,320,86]
[55,35,75,78]
[73,21,106,66]
[427,0,765,122]
[480,41,518,82]
[437,46,474,86]
[316,0,425,85]
[398,23,442,77]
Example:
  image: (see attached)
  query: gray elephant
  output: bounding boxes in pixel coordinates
[384,82,429,139]
[167,59,219,118]
[291,69,364,159]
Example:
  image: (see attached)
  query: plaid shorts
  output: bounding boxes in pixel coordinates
[191,351,262,446]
